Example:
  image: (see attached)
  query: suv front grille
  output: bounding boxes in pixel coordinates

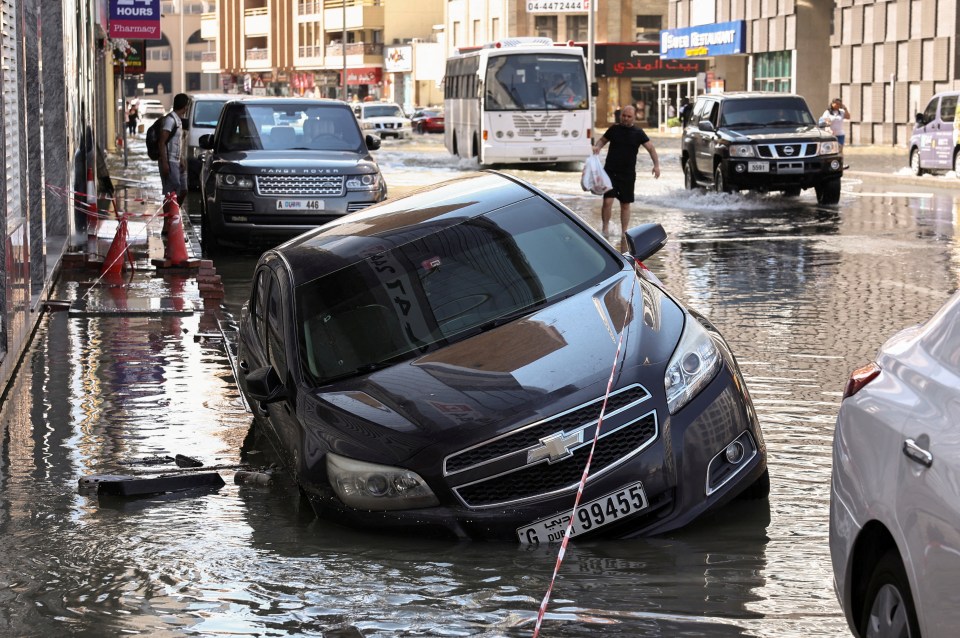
[256,174,345,196]
[756,143,818,159]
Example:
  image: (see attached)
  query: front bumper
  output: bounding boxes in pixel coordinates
[300,361,767,542]
[724,155,843,190]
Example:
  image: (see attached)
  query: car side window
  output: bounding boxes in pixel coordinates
[704,101,719,127]
[940,95,957,123]
[266,274,287,378]
[690,99,707,126]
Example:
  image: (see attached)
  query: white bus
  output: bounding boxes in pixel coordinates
[444,38,591,167]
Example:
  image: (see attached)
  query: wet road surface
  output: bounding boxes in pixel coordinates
[1,134,958,636]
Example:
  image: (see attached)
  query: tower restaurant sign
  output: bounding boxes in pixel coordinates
[660,21,745,59]
[109,0,162,41]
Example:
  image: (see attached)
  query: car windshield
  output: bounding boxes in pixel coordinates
[364,104,404,118]
[295,200,620,385]
[484,54,588,111]
[719,97,816,127]
[218,104,364,152]
[192,100,228,128]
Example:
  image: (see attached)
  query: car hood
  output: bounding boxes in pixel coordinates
[310,272,686,464]
[720,125,833,142]
[211,150,378,172]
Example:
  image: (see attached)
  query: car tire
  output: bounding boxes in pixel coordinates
[782,187,801,197]
[200,206,220,256]
[713,164,732,193]
[683,160,698,190]
[815,177,842,205]
[859,550,920,638]
[738,467,770,500]
[909,148,925,176]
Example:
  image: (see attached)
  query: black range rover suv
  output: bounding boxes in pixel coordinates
[680,92,844,204]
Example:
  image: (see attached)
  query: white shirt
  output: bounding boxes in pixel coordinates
[820,108,847,136]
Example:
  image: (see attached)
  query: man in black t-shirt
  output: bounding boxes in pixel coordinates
[592,105,660,239]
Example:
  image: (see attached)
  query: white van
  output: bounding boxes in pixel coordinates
[908,91,960,176]
[183,94,240,191]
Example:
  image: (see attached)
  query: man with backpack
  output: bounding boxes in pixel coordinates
[155,93,190,205]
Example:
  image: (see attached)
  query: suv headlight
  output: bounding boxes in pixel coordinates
[819,141,839,155]
[327,453,439,510]
[361,121,375,130]
[664,316,722,414]
[346,173,381,191]
[215,173,254,190]
[729,144,756,158]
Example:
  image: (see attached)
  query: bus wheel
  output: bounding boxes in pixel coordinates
[472,134,480,160]
[451,133,458,156]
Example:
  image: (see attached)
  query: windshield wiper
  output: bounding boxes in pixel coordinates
[476,302,547,333]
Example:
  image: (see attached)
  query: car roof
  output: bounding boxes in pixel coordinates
[189,93,240,101]
[233,97,349,107]
[272,172,539,282]
[699,92,806,101]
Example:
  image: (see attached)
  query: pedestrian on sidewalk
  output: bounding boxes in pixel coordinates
[820,97,851,149]
[592,104,660,240]
[126,100,139,136]
[157,93,190,205]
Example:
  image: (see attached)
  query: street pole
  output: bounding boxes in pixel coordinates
[180,0,186,94]
[890,73,896,147]
[587,0,595,139]
[121,61,128,167]
[342,0,348,102]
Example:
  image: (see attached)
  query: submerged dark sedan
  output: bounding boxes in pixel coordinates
[236,172,768,542]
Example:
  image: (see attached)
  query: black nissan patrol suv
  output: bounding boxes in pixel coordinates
[680,92,844,204]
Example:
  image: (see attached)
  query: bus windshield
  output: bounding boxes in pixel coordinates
[484,54,588,111]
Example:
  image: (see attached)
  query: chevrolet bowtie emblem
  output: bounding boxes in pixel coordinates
[528,429,584,464]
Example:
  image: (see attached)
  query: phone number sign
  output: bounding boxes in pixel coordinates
[526,0,590,13]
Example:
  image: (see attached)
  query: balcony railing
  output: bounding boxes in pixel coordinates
[246,48,269,60]
[298,44,323,58]
[298,1,322,14]
[323,0,381,8]
[201,51,217,62]
[325,42,382,56]
[244,7,268,17]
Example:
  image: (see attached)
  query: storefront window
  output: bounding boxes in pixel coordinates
[752,51,792,93]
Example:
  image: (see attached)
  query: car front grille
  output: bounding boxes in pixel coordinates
[446,384,659,509]
[512,113,565,137]
[756,143,818,159]
[256,174,345,196]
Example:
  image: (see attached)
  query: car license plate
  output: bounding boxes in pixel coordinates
[748,161,769,173]
[533,146,546,155]
[517,482,648,544]
[276,199,324,211]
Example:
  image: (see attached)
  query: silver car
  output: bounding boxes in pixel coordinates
[830,291,960,638]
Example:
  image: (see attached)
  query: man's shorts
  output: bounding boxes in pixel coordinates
[602,170,636,204]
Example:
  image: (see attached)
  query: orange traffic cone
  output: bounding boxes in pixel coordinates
[101,215,132,275]
[162,191,174,235]
[164,193,190,267]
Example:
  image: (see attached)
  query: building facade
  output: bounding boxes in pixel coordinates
[0,0,105,396]
[201,0,443,108]
[667,0,960,146]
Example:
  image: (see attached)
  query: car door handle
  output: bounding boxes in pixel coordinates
[238,359,249,372]
[903,439,933,468]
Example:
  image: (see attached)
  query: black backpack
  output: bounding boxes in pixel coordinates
[145,113,177,161]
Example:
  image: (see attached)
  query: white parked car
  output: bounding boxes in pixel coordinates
[139,98,165,120]
[183,93,239,191]
[830,291,960,638]
[352,102,412,139]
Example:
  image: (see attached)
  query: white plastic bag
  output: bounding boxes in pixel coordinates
[581,154,613,195]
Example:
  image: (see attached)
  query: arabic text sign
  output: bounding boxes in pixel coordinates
[660,20,745,59]
[526,0,589,14]
[109,0,161,41]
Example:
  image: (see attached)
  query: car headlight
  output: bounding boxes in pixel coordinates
[345,173,381,191]
[215,173,254,189]
[729,144,755,158]
[664,316,722,414]
[361,122,375,130]
[327,453,439,511]
[819,141,839,155]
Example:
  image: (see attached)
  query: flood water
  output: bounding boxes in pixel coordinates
[2,136,958,636]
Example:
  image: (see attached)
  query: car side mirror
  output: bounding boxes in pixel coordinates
[624,223,667,262]
[915,112,924,125]
[698,120,715,133]
[244,365,287,404]
[199,134,214,150]
[366,134,381,150]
